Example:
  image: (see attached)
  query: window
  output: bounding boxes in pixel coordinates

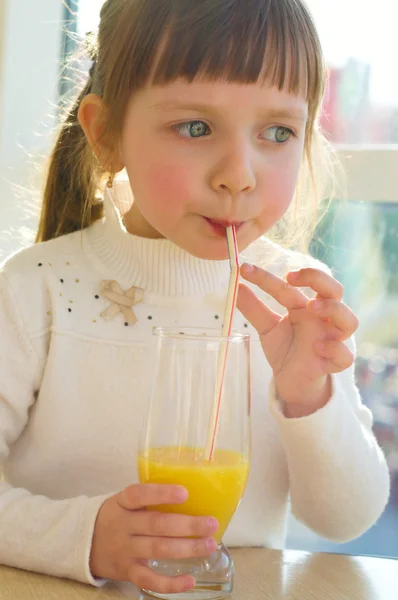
[308,0,398,145]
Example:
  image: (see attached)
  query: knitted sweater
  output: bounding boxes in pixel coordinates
[0,182,390,585]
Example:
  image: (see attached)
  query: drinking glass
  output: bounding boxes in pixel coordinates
[138,327,251,600]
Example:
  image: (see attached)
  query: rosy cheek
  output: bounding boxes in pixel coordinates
[256,165,298,229]
[145,164,193,207]
[277,176,296,204]
[265,171,295,204]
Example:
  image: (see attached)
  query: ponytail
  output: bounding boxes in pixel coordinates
[36,80,105,243]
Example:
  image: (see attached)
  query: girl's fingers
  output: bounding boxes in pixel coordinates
[308,299,359,338]
[241,264,308,310]
[128,562,195,594]
[237,283,281,335]
[130,511,219,538]
[130,535,217,560]
[314,340,354,372]
[287,268,344,300]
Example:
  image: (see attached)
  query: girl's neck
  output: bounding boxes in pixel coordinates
[122,203,164,240]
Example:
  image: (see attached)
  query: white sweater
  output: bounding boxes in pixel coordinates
[0,182,390,585]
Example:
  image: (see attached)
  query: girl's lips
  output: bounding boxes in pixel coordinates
[204,217,245,237]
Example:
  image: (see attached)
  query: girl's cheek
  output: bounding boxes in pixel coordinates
[272,176,296,204]
[262,166,297,202]
[145,163,194,206]
[256,167,299,226]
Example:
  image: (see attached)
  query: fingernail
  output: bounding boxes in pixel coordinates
[207,538,218,552]
[176,486,188,501]
[208,518,219,533]
[241,263,254,275]
[288,271,300,281]
[184,576,196,591]
[312,300,323,311]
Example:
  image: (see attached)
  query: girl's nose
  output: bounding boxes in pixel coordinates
[209,144,256,196]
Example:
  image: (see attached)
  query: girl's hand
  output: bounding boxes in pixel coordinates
[238,265,359,417]
[90,484,218,592]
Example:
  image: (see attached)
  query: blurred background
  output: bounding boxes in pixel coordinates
[0,0,397,559]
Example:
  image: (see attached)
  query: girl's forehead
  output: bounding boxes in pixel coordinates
[140,79,308,118]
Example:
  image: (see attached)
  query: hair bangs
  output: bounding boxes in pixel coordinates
[149,0,325,110]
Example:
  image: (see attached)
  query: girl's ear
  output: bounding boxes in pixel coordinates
[78,94,124,173]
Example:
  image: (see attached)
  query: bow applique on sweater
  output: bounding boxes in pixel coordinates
[100,281,144,326]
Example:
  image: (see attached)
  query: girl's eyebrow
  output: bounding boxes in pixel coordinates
[151,101,308,122]
[151,101,217,114]
[261,108,308,123]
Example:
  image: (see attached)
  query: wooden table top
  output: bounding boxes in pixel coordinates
[1,548,397,600]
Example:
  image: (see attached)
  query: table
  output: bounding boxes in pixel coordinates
[1,549,397,600]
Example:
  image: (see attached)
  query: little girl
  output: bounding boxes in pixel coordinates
[0,0,390,595]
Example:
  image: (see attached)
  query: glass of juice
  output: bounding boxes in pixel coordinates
[138,327,251,600]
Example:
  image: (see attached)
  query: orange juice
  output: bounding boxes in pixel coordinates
[138,447,249,543]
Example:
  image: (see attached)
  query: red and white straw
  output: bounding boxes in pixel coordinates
[205,226,240,460]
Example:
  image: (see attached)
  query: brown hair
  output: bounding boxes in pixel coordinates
[37,0,332,250]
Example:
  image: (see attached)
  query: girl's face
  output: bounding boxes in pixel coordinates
[121,79,308,260]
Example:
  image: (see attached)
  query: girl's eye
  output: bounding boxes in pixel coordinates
[173,121,211,138]
[262,126,294,144]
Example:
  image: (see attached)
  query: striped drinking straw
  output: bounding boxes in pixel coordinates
[205,226,240,460]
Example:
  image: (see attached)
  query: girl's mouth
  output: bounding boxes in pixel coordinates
[204,217,245,237]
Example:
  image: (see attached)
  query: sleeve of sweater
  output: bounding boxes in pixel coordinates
[0,273,111,585]
[269,334,391,543]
